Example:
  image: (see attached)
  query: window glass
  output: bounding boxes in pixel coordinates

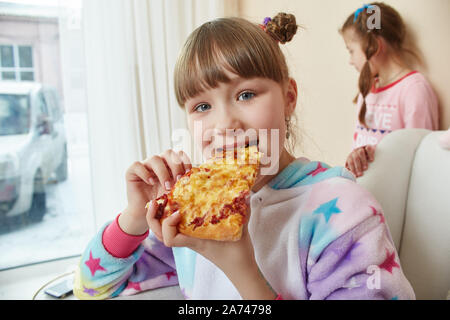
[20,71,34,81]
[1,71,15,80]
[0,45,14,68]
[0,94,30,135]
[18,46,33,68]
[43,89,61,121]
[0,0,94,270]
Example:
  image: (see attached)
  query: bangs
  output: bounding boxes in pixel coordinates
[174,17,288,107]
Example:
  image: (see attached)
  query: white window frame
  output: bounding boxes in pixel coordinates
[0,44,35,81]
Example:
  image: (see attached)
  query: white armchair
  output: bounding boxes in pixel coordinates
[357,128,450,300]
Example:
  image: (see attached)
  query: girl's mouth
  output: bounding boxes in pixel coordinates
[216,137,259,152]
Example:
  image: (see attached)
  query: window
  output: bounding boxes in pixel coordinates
[0,94,30,135]
[0,44,35,81]
[43,88,62,121]
[0,0,95,271]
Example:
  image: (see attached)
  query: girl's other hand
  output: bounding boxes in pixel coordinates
[120,150,192,235]
[345,145,375,178]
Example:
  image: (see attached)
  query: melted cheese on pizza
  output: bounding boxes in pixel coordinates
[155,145,261,240]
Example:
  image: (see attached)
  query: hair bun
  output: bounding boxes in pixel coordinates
[266,12,298,44]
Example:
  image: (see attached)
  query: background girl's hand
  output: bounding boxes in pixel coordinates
[345,144,375,177]
[120,150,192,235]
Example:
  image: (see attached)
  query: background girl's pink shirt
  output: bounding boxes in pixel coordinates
[353,71,439,149]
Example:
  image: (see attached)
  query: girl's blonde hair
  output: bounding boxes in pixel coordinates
[174,13,300,154]
[340,2,420,127]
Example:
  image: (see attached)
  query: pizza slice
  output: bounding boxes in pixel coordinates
[147,144,261,241]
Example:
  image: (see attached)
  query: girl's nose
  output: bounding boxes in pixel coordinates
[215,109,242,133]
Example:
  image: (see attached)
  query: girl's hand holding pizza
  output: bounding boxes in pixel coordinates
[146,195,276,299]
[146,194,255,270]
[119,150,192,236]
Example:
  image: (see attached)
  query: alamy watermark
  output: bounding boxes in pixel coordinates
[366,5,381,30]
[355,4,381,30]
[366,265,381,290]
[170,121,280,176]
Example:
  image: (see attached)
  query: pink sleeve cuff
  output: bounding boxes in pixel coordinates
[102,213,149,258]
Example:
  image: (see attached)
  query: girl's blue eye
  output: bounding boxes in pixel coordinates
[194,104,211,112]
[238,91,255,101]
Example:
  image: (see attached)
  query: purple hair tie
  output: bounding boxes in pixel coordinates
[259,16,280,43]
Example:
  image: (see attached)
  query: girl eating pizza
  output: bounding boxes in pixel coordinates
[74,13,415,300]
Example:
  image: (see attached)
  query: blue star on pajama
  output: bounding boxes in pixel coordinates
[313,197,342,223]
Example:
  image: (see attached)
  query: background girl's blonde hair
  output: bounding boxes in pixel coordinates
[340,2,420,127]
[174,13,300,155]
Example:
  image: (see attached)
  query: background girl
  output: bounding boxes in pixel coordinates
[341,2,439,177]
[74,12,414,300]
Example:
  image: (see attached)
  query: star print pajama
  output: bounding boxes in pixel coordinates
[73,158,415,300]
